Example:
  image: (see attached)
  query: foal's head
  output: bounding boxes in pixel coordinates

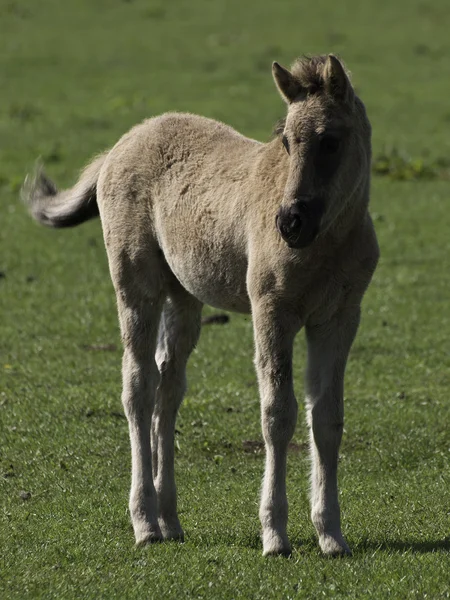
[272,55,371,248]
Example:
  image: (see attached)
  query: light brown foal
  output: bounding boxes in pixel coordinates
[24,54,379,556]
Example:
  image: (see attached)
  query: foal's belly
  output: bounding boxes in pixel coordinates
[175,268,251,313]
[159,224,251,314]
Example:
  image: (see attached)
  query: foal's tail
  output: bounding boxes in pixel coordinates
[22,152,108,228]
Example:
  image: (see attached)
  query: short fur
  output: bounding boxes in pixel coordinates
[23,54,379,556]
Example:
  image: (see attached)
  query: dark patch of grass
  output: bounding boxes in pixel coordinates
[372,147,450,181]
[9,102,41,122]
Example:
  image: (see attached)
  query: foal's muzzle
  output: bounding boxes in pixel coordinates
[276,198,325,249]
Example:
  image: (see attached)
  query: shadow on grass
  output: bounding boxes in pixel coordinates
[237,533,450,556]
[184,528,449,556]
[356,537,450,554]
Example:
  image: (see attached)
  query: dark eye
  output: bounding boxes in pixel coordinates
[320,135,340,155]
[281,135,290,154]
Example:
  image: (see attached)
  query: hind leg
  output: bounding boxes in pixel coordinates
[105,238,166,545]
[151,291,202,540]
[118,288,165,545]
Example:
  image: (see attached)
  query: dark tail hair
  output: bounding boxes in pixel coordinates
[22,152,108,228]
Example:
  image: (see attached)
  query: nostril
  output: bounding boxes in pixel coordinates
[277,199,322,248]
[276,208,304,237]
[289,215,302,231]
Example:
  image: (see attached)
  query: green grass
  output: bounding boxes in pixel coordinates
[1,0,449,598]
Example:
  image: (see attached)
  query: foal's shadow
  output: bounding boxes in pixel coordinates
[285,535,450,556]
[198,530,449,555]
[354,537,450,554]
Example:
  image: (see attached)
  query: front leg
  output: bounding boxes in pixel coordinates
[252,300,301,556]
[305,307,361,556]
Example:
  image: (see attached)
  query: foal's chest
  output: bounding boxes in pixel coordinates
[301,251,364,324]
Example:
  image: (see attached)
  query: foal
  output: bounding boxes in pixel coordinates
[24,54,379,556]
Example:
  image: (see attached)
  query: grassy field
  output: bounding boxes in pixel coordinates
[1,0,449,598]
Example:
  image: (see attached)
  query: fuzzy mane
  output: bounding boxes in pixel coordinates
[291,55,329,92]
[272,118,287,138]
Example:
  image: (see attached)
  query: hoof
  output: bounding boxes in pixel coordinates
[159,518,185,542]
[319,533,352,557]
[262,530,292,557]
[134,524,163,547]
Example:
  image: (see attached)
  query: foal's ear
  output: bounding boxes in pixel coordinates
[272,62,303,103]
[323,55,354,103]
